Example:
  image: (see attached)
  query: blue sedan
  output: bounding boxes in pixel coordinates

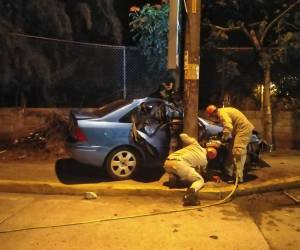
[67,97,183,180]
[67,97,265,180]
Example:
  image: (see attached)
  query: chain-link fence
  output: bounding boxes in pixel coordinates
[0,33,161,107]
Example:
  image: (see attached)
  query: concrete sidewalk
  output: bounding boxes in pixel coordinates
[0,151,299,199]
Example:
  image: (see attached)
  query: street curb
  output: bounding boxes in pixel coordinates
[0,177,300,199]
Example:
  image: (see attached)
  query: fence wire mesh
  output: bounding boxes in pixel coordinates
[0,34,158,107]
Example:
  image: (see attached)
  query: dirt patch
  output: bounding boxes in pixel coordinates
[0,112,70,162]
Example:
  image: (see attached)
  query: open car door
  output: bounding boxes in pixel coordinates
[131,100,171,160]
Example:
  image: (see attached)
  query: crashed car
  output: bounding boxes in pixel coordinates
[198,116,268,170]
[67,97,265,180]
[67,97,182,180]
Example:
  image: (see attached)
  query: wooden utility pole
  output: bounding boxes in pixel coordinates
[183,0,201,138]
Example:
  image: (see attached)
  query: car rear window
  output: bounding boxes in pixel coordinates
[93,99,132,117]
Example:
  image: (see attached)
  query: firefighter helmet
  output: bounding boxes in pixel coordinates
[207,147,217,160]
[205,105,217,116]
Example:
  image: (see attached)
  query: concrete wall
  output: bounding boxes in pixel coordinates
[1,108,300,150]
[243,111,300,150]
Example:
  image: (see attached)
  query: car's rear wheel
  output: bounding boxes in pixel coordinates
[105,147,140,180]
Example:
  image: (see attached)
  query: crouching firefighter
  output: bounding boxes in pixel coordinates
[163,133,217,206]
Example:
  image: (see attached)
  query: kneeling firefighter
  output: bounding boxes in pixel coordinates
[164,133,217,206]
[206,105,254,183]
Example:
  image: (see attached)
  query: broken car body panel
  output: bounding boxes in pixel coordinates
[67,98,175,172]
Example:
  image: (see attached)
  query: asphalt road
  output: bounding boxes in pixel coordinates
[0,189,299,250]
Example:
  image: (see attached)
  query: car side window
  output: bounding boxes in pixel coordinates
[143,101,166,123]
[119,101,167,130]
[119,108,138,123]
[132,101,167,135]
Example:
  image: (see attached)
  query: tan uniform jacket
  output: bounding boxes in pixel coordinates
[218,107,254,149]
[168,133,207,171]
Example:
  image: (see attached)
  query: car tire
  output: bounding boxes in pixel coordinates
[105,146,140,180]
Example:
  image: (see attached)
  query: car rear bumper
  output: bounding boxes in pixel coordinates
[66,142,109,167]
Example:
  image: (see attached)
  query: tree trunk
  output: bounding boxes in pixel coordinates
[183,0,201,139]
[262,58,273,147]
[249,30,274,148]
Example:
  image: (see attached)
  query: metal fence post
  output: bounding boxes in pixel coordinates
[123,47,127,99]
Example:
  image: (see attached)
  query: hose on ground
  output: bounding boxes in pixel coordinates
[0,175,239,234]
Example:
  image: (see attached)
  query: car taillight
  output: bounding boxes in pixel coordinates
[74,127,87,142]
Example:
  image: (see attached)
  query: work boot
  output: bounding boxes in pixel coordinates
[182,188,200,206]
[168,174,180,188]
[223,174,235,184]
[225,176,243,184]
[226,177,235,184]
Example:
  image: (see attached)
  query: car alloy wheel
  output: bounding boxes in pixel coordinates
[106,147,140,180]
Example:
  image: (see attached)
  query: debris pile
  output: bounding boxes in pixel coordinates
[1,112,70,161]
[12,131,47,149]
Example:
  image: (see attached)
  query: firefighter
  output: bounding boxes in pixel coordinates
[164,133,217,206]
[150,76,175,103]
[205,105,254,183]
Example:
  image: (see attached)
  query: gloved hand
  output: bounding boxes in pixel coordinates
[221,132,230,142]
[233,148,242,161]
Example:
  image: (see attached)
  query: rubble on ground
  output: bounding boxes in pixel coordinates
[0,112,70,161]
[84,192,98,200]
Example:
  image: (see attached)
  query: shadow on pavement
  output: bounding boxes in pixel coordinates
[252,159,272,169]
[55,158,165,184]
[133,166,165,183]
[244,173,258,182]
[55,158,109,184]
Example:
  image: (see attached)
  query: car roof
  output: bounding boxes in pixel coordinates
[94,97,165,121]
[93,99,132,117]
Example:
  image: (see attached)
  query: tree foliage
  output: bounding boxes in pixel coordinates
[129,3,169,73]
[0,0,123,107]
[202,0,300,107]
[203,0,300,144]
[272,66,300,109]
[203,0,300,60]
